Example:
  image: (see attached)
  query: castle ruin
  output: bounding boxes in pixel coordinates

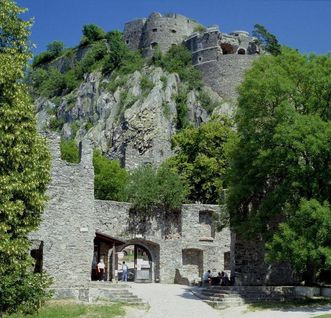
[124,12,261,100]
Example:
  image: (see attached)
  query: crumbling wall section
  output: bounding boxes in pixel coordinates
[30,134,95,288]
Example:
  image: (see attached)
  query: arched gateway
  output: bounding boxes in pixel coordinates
[92,232,160,283]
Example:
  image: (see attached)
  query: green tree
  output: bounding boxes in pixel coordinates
[102,30,143,76]
[81,24,106,44]
[252,24,281,55]
[226,48,331,282]
[46,41,64,57]
[125,165,187,215]
[32,41,65,68]
[266,199,331,284]
[167,116,236,204]
[93,150,128,201]
[0,0,52,316]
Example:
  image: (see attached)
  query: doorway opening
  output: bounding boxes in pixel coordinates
[118,244,152,283]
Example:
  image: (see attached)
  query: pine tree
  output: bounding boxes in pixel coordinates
[0,0,52,315]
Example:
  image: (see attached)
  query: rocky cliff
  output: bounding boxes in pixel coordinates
[36,66,228,169]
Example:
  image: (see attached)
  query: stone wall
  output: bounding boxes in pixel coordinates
[196,55,258,100]
[233,233,297,286]
[47,45,90,74]
[123,12,200,57]
[94,201,230,284]
[29,134,95,288]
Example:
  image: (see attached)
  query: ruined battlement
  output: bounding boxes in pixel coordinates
[185,27,260,66]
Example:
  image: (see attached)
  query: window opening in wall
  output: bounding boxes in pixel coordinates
[198,56,203,63]
[151,42,158,49]
[182,248,203,277]
[126,40,129,44]
[237,48,246,55]
[221,43,235,55]
[199,210,215,238]
[152,28,157,32]
[30,241,43,273]
[171,29,177,33]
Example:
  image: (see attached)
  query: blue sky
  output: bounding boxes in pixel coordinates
[17,0,331,56]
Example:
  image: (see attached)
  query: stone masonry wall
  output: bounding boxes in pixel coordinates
[196,55,258,100]
[124,12,200,57]
[29,134,95,288]
[233,233,298,286]
[94,200,231,284]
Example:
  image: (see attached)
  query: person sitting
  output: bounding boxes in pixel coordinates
[203,270,211,285]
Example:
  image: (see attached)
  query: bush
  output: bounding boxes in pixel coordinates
[46,41,64,57]
[60,139,80,163]
[49,116,65,132]
[198,90,220,113]
[175,87,189,129]
[75,41,108,79]
[151,44,203,90]
[32,41,65,67]
[39,68,66,97]
[140,74,154,95]
[93,150,128,201]
[193,25,207,33]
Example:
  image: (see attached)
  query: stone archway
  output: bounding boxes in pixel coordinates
[117,239,160,283]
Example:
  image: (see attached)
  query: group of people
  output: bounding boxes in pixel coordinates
[92,256,129,282]
[203,270,230,286]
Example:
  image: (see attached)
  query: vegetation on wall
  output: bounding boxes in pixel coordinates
[125,165,188,215]
[60,139,80,163]
[0,0,52,315]
[226,47,331,283]
[28,28,143,99]
[151,44,203,90]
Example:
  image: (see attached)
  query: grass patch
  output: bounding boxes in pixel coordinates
[5,301,125,318]
[314,315,331,318]
[247,297,331,311]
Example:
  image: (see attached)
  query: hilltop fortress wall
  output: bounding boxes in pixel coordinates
[124,13,260,100]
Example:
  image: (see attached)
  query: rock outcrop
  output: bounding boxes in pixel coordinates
[36,66,227,169]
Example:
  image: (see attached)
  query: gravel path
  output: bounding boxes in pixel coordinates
[125,283,331,318]
[129,283,221,318]
[218,305,331,318]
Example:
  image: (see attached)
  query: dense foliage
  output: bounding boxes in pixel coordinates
[81,24,106,45]
[32,41,64,67]
[0,0,52,315]
[28,28,143,99]
[227,48,331,282]
[125,165,188,214]
[93,150,128,201]
[167,116,236,204]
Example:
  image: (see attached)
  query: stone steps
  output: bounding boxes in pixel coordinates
[192,287,288,309]
[87,283,146,305]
